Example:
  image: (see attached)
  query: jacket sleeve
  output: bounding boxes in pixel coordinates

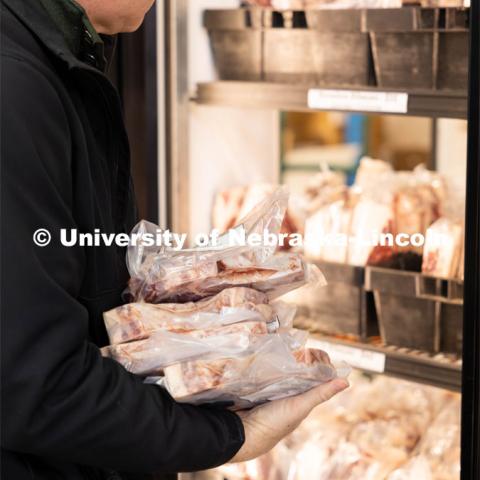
[0,56,244,474]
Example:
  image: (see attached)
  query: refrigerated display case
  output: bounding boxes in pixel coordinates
[126,1,479,478]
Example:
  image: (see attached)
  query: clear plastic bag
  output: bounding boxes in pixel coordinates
[349,160,447,267]
[104,295,297,353]
[348,198,393,266]
[102,320,269,376]
[104,287,271,345]
[304,199,352,263]
[125,188,312,303]
[387,456,433,480]
[414,397,461,480]
[422,218,463,279]
[213,183,306,241]
[154,333,350,409]
[129,251,323,304]
[387,396,461,480]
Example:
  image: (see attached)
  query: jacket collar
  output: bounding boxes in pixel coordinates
[2,0,112,73]
[39,0,104,63]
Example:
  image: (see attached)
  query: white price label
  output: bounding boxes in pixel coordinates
[307,339,386,373]
[308,89,409,114]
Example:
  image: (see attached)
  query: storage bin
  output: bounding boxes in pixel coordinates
[366,267,463,353]
[367,7,468,91]
[204,7,468,90]
[417,275,463,355]
[264,9,373,86]
[263,28,316,84]
[441,302,463,354]
[307,10,374,87]
[263,10,316,84]
[437,30,469,91]
[205,8,375,87]
[293,261,378,340]
[204,9,263,81]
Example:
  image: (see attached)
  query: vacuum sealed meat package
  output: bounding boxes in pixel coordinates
[387,456,433,480]
[387,397,461,480]
[125,187,310,303]
[104,289,297,346]
[422,218,463,278]
[104,287,270,344]
[102,320,269,376]
[213,182,306,239]
[156,252,316,304]
[304,199,352,263]
[157,333,350,409]
[127,188,324,303]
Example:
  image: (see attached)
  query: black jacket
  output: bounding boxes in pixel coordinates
[0,1,245,479]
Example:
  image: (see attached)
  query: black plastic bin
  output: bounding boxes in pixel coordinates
[204,8,375,87]
[205,7,468,90]
[294,261,378,340]
[367,7,468,91]
[263,9,373,86]
[203,9,263,81]
[306,9,374,87]
[366,267,463,354]
[263,10,316,84]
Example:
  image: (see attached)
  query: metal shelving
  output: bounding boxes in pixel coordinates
[309,335,462,392]
[193,80,467,390]
[194,81,467,119]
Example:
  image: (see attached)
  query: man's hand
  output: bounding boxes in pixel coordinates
[231,378,349,463]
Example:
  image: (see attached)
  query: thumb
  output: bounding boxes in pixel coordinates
[295,378,349,414]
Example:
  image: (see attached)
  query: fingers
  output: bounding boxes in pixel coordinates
[296,378,349,414]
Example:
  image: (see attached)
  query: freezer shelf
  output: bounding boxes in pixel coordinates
[194,81,467,119]
[309,334,462,392]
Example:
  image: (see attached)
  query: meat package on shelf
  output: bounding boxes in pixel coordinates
[305,158,450,270]
[102,188,349,408]
[212,158,465,280]
[212,373,460,480]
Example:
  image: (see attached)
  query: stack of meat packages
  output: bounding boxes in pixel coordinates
[211,162,465,281]
[299,158,464,279]
[102,188,348,408]
[303,158,459,272]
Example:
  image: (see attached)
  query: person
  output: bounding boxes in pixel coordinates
[0,0,349,479]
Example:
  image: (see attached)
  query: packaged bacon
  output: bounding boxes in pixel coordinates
[154,333,350,409]
[125,188,289,302]
[130,252,323,304]
[212,185,247,234]
[304,199,352,263]
[104,287,270,344]
[126,188,325,303]
[422,218,463,278]
[213,183,306,239]
[102,320,269,376]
